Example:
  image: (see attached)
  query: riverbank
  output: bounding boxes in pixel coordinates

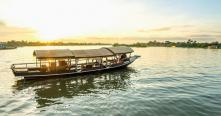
[1,40,221,49]
[0,46,17,50]
[113,40,221,49]
[1,40,110,47]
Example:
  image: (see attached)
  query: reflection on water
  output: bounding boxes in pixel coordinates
[13,68,136,108]
[1,46,221,115]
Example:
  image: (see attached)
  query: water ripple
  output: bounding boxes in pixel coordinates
[0,47,221,115]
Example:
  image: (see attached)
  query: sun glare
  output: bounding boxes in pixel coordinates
[1,0,143,42]
[2,0,218,42]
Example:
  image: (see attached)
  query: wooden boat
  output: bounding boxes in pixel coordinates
[11,46,140,79]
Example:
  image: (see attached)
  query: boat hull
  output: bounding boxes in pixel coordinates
[13,55,140,79]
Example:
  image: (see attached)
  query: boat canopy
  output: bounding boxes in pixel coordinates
[33,46,134,59]
[105,46,134,54]
[72,48,113,58]
[33,49,74,59]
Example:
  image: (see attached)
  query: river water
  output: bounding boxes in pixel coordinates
[0,46,221,116]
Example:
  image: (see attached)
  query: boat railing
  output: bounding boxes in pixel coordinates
[11,57,130,72]
[11,63,39,69]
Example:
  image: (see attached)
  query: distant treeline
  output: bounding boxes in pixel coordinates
[1,40,110,47]
[2,40,221,49]
[113,39,221,49]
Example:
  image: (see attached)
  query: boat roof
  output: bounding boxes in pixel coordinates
[105,46,134,54]
[72,48,113,58]
[33,46,133,59]
[33,49,74,59]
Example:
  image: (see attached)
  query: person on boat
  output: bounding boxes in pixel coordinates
[120,53,127,62]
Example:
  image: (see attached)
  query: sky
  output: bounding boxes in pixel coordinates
[0,0,221,43]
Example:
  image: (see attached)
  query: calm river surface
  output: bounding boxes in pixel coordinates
[0,46,221,116]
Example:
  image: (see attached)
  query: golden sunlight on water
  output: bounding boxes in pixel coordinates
[0,46,221,115]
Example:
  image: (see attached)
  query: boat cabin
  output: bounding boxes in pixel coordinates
[33,49,74,72]
[11,46,136,77]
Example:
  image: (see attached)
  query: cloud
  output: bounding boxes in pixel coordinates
[205,31,221,34]
[190,34,214,38]
[138,25,194,33]
[0,21,35,35]
[135,24,221,42]
[151,27,171,31]
[138,27,171,33]
[0,21,6,26]
[0,21,36,41]
[188,34,218,41]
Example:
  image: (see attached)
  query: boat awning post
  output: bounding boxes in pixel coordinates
[69,58,71,66]
[75,58,78,71]
[40,59,41,68]
[86,58,88,64]
[55,59,56,71]
[100,57,103,68]
[36,58,37,67]
[106,57,108,66]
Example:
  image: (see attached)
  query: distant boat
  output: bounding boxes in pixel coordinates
[0,46,17,50]
[208,45,218,49]
[0,43,17,50]
[11,46,140,79]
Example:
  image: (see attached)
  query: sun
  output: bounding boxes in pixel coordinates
[37,31,61,42]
